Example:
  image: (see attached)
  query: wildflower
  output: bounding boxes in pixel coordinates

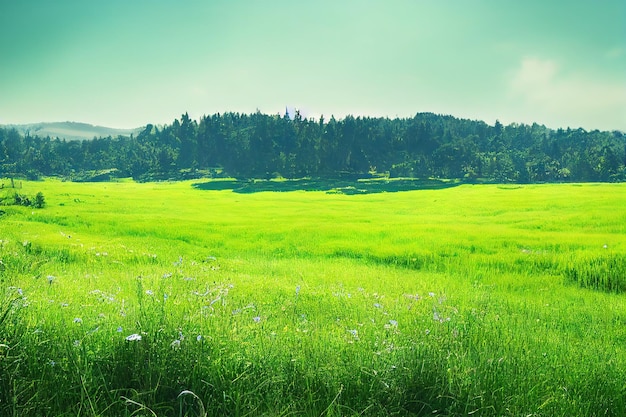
[170,339,181,350]
[425,329,431,335]
[162,272,172,278]
[196,335,202,342]
[73,340,81,347]
[348,329,358,338]
[163,293,169,302]
[125,333,142,342]
[47,275,55,284]
[48,360,56,367]
[117,326,123,333]
[145,290,154,296]
[428,292,435,298]
[17,288,23,296]
[295,285,301,295]
[389,319,398,327]
[432,309,450,323]
[374,303,382,308]
[60,303,68,307]
[73,318,82,324]
[253,316,261,323]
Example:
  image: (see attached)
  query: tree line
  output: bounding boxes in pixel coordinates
[1,111,625,182]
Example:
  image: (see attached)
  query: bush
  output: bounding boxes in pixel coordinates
[34,192,45,208]
[5,192,45,208]
[13,193,30,207]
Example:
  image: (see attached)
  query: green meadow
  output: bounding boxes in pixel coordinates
[1,179,626,416]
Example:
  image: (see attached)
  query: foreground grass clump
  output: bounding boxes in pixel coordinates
[1,179,626,416]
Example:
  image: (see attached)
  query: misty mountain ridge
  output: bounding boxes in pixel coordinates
[2,121,143,141]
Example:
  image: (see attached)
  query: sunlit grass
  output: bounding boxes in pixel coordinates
[1,179,625,416]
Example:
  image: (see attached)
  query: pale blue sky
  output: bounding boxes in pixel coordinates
[1,1,625,130]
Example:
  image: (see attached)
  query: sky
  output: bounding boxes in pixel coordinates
[1,1,625,131]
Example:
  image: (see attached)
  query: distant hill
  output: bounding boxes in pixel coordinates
[3,122,143,141]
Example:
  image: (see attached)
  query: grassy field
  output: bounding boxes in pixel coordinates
[1,178,625,416]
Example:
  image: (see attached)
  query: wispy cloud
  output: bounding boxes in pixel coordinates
[509,57,626,130]
[605,47,625,59]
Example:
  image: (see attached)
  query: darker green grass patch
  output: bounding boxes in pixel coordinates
[564,253,626,293]
[192,177,462,194]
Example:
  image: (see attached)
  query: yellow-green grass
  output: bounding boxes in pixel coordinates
[1,179,625,416]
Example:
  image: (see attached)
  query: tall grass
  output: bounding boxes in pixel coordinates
[1,179,625,415]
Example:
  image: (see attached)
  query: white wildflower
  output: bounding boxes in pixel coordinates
[125,333,142,342]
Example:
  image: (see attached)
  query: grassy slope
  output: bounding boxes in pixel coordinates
[1,179,625,416]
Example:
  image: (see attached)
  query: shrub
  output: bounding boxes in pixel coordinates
[34,192,45,208]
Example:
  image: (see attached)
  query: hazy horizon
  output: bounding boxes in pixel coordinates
[1,1,625,131]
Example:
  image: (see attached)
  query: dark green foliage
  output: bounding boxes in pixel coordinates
[34,192,45,208]
[1,113,625,182]
[0,192,45,208]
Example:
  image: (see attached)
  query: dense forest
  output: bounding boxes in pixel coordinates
[1,111,625,183]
